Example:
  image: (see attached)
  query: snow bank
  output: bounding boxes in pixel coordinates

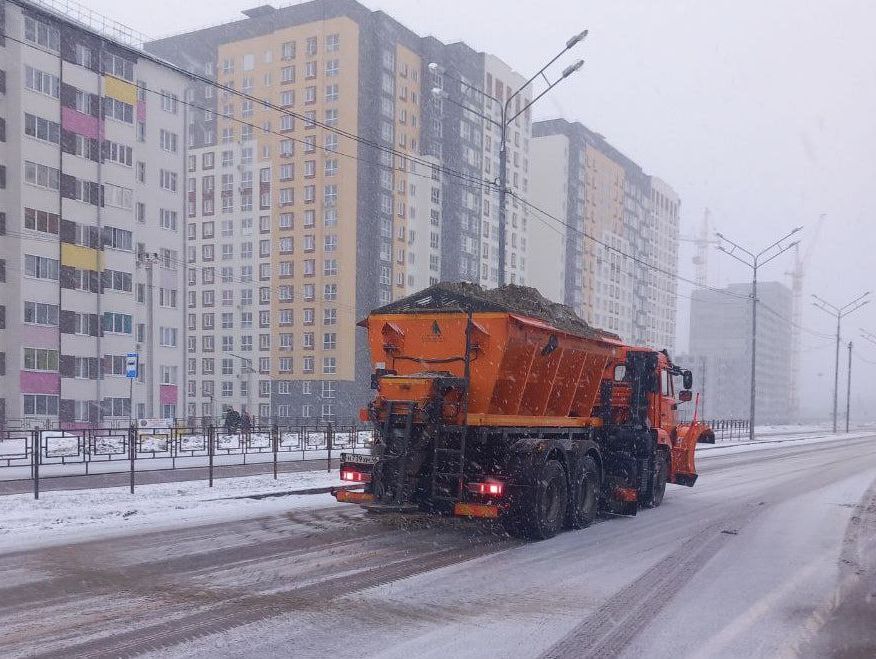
[0,470,346,553]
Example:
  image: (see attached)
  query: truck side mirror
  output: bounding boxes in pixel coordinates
[683,370,693,390]
[679,390,693,402]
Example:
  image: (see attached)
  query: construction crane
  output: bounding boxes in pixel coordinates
[786,213,826,420]
[679,208,719,288]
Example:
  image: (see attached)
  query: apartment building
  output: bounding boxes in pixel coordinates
[529,118,680,350]
[147,0,531,421]
[0,0,188,429]
[687,282,793,422]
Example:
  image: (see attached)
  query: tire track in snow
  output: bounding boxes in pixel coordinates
[33,533,520,658]
[542,443,876,659]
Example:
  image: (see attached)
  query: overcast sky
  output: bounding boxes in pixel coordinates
[85,0,876,418]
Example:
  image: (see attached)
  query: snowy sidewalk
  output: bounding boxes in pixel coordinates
[0,470,347,553]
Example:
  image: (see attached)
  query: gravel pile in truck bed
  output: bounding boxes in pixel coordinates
[435,282,617,340]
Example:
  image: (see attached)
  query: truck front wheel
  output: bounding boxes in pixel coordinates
[520,459,568,540]
[644,451,667,508]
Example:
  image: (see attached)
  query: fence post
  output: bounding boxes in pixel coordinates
[272,423,279,480]
[326,422,333,473]
[128,423,136,494]
[32,430,40,500]
[208,423,215,487]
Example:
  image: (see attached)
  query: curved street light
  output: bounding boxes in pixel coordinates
[429,29,588,285]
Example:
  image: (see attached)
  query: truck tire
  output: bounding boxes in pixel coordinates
[644,451,667,508]
[567,456,600,529]
[520,459,568,540]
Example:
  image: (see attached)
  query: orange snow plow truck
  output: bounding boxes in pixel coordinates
[333,283,714,539]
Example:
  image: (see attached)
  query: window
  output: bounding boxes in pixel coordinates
[325,84,339,102]
[161,365,178,385]
[159,209,178,231]
[24,66,59,98]
[24,302,59,326]
[104,184,133,210]
[24,16,60,51]
[325,59,339,77]
[281,65,296,83]
[103,52,133,80]
[158,286,177,307]
[323,259,338,276]
[104,269,133,293]
[24,161,60,190]
[24,114,60,144]
[323,357,337,374]
[324,283,337,300]
[306,37,318,56]
[24,208,59,234]
[24,347,59,372]
[103,97,134,123]
[326,33,340,52]
[324,184,338,206]
[160,169,178,192]
[159,327,178,347]
[102,312,133,334]
[282,41,296,60]
[322,380,337,398]
[24,255,59,280]
[104,140,134,167]
[102,226,133,251]
[24,394,59,416]
[323,308,337,325]
[160,91,179,113]
[325,159,338,176]
[323,332,337,350]
[159,129,178,152]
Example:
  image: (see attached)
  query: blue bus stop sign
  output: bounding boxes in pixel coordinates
[126,353,139,379]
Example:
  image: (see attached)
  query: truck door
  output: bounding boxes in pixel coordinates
[659,369,676,430]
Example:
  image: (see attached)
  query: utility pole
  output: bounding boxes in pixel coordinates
[429,29,587,286]
[139,252,160,419]
[812,292,870,432]
[846,341,852,433]
[716,227,802,442]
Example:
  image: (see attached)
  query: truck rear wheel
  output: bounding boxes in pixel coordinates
[520,459,568,540]
[567,456,600,529]
[644,451,667,508]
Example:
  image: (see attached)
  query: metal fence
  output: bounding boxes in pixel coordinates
[1,423,373,499]
[674,418,750,440]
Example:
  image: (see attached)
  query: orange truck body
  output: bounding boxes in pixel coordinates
[335,284,714,539]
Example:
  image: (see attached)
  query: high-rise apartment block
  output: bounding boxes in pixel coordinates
[0,0,188,429]
[529,118,679,350]
[147,0,533,422]
[687,282,792,422]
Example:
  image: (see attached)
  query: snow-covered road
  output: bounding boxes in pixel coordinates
[1,433,875,658]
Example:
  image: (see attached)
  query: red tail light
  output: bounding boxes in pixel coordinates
[340,469,371,483]
[467,480,504,497]
[358,407,370,422]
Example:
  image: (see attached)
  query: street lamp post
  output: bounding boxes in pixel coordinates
[716,227,801,442]
[812,292,870,432]
[429,30,587,286]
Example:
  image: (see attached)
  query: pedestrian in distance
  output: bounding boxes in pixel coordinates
[224,407,240,434]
